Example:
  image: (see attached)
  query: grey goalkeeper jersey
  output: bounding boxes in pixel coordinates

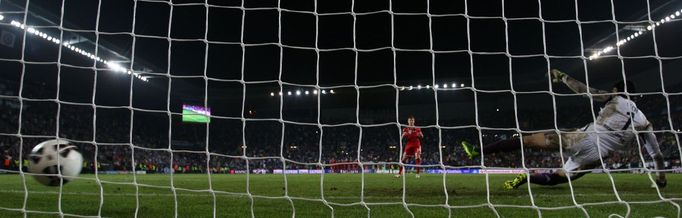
[561,77,661,159]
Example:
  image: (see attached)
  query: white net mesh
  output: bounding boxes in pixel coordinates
[0,0,681,217]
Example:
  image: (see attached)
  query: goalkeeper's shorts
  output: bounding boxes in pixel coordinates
[563,135,606,177]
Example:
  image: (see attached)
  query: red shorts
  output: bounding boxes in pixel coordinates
[403,144,421,156]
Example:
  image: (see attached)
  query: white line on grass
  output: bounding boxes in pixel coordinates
[0,190,680,199]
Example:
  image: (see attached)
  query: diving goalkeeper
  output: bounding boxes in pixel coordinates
[460,69,667,190]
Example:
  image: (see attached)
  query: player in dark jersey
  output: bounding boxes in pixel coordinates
[396,116,424,178]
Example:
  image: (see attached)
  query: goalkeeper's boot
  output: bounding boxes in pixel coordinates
[503,173,528,190]
[460,141,480,160]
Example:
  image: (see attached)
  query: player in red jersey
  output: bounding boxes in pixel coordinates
[396,116,424,178]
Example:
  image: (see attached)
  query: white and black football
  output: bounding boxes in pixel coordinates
[28,139,83,186]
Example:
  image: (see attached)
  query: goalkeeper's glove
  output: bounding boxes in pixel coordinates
[651,178,667,189]
[550,69,568,83]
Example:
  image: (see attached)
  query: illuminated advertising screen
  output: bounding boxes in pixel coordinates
[182,105,211,123]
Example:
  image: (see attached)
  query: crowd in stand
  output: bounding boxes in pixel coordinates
[1,94,682,174]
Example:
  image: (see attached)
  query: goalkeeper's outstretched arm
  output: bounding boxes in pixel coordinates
[641,124,667,188]
[550,69,612,102]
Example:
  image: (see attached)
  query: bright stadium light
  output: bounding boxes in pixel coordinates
[296,90,301,95]
[287,91,292,96]
[305,90,309,95]
[589,8,682,60]
[279,92,283,96]
[6,19,146,82]
[322,90,326,94]
[313,90,318,95]
[417,85,422,90]
[0,15,4,21]
[425,85,430,89]
[460,83,465,87]
[270,92,274,96]
[409,86,413,90]
[106,62,126,73]
[443,84,448,88]
[400,86,405,91]
[452,83,456,88]
[330,89,335,94]
[434,84,439,89]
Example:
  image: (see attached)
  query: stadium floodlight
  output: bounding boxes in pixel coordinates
[408,86,413,90]
[278,91,283,96]
[305,91,309,95]
[313,90,318,95]
[6,19,146,82]
[106,62,126,73]
[417,85,422,90]
[330,89,335,94]
[0,15,4,20]
[296,90,301,95]
[270,92,274,96]
[443,84,448,88]
[287,91,292,96]
[425,85,430,89]
[460,83,465,87]
[602,46,613,53]
[434,84,439,89]
[588,8,682,60]
[400,86,405,91]
[321,90,326,94]
[451,83,456,88]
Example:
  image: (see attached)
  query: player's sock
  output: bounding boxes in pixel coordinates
[528,173,568,186]
[415,158,421,174]
[481,138,522,154]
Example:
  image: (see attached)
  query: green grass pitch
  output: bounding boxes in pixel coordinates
[0,173,680,217]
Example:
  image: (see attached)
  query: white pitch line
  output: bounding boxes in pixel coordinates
[0,190,680,199]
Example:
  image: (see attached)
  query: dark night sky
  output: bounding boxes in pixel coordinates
[1,0,681,126]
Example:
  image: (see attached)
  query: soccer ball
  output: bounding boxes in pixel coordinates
[28,139,83,186]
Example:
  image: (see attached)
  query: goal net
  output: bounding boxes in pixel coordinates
[0,0,681,217]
